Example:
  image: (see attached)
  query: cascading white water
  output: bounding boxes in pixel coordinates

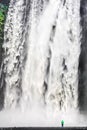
[1,0,87,127]
[46,0,81,111]
[21,0,81,111]
[3,0,81,113]
[3,0,26,108]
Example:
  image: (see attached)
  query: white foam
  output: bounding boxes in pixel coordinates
[0,107,86,127]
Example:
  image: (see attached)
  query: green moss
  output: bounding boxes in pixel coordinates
[0,3,8,44]
[0,21,4,25]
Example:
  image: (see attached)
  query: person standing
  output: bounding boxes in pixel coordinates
[61,120,64,127]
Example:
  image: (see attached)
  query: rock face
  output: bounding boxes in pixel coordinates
[0,3,9,110]
[78,0,87,112]
[0,0,10,5]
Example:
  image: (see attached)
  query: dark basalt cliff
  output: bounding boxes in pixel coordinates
[0,2,9,110]
[78,0,87,112]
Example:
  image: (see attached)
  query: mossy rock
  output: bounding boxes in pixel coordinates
[0,3,8,45]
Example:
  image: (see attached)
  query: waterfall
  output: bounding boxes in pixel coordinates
[1,0,87,127]
[2,0,81,112]
[21,0,81,111]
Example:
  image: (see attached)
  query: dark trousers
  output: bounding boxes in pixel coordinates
[62,124,64,127]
